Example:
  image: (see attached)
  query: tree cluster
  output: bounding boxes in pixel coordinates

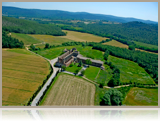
[2,29,24,48]
[99,38,112,43]
[100,89,123,106]
[105,61,121,87]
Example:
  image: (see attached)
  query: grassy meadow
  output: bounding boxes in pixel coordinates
[134,41,158,49]
[34,45,104,60]
[41,73,95,106]
[123,87,158,106]
[96,69,112,86]
[40,110,94,120]
[66,63,82,73]
[11,33,42,45]
[122,110,158,120]
[61,30,108,42]
[2,110,32,121]
[84,66,100,81]
[2,49,50,106]
[108,55,155,84]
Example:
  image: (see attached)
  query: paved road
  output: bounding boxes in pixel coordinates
[31,58,59,121]
[62,71,75,75]
[26,46,60,106]
[31,57,59,106]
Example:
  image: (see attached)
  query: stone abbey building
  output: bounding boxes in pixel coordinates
[56,48,104,69]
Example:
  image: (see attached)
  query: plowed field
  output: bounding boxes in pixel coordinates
[42,74,95,106]
[2,49,50,106]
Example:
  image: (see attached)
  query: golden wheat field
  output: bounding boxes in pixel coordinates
[41,110,94,120]
[103,40,129,48]
[61,30,108,42]
[2,49,50,106]
[41,73,95,106]
[28,34,74,45]
[2,110,31,121]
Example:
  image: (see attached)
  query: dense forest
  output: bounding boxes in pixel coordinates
[2,29,24,48]
[60,41,158,85]
[2,16,66,36]
[57,21,158,46]
[2,6,158,24]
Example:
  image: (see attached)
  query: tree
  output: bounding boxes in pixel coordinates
[69,62,74,67]
[30,44,36,51]
[75,69,80,75]
[82,42,86,48]
[104,50,109,60]
[128,45,135,50]
[78,60,83,67]
[85,59,92,65]
[100,89,123,106]
[81,70,85,76]
[44,43,50,49]
[61,65,66,71]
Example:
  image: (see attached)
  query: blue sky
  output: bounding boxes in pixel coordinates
[2,2,158,22]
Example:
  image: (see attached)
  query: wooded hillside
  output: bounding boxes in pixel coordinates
[2,16,66,36]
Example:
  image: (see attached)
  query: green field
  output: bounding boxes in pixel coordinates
[108,55,155,84]
[34,46,74,59]
[2,110,32,121]
[11,33,42,45]
[96,69,112,86]
[34,46,104,60]
[85,66,100,81]
[134,41,158,49]
[123,87,158,106]
[122,110,158,120]
[66,63,82,73]
[2,49,50,106]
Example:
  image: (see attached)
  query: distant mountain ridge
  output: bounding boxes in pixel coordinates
[2,6,158,24]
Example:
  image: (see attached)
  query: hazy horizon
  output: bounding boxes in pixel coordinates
[2,2,158,22]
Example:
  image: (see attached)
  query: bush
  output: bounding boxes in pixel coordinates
[75,69,80,75]
[44,43,50,49]
[61,65,66,71]
[78,60,83,67]
[81,70,85,76]
[69,62,74,67]
[85,59,92,65]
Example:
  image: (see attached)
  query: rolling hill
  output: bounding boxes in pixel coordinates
[2,16,66,36]
[2,6,158,24]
